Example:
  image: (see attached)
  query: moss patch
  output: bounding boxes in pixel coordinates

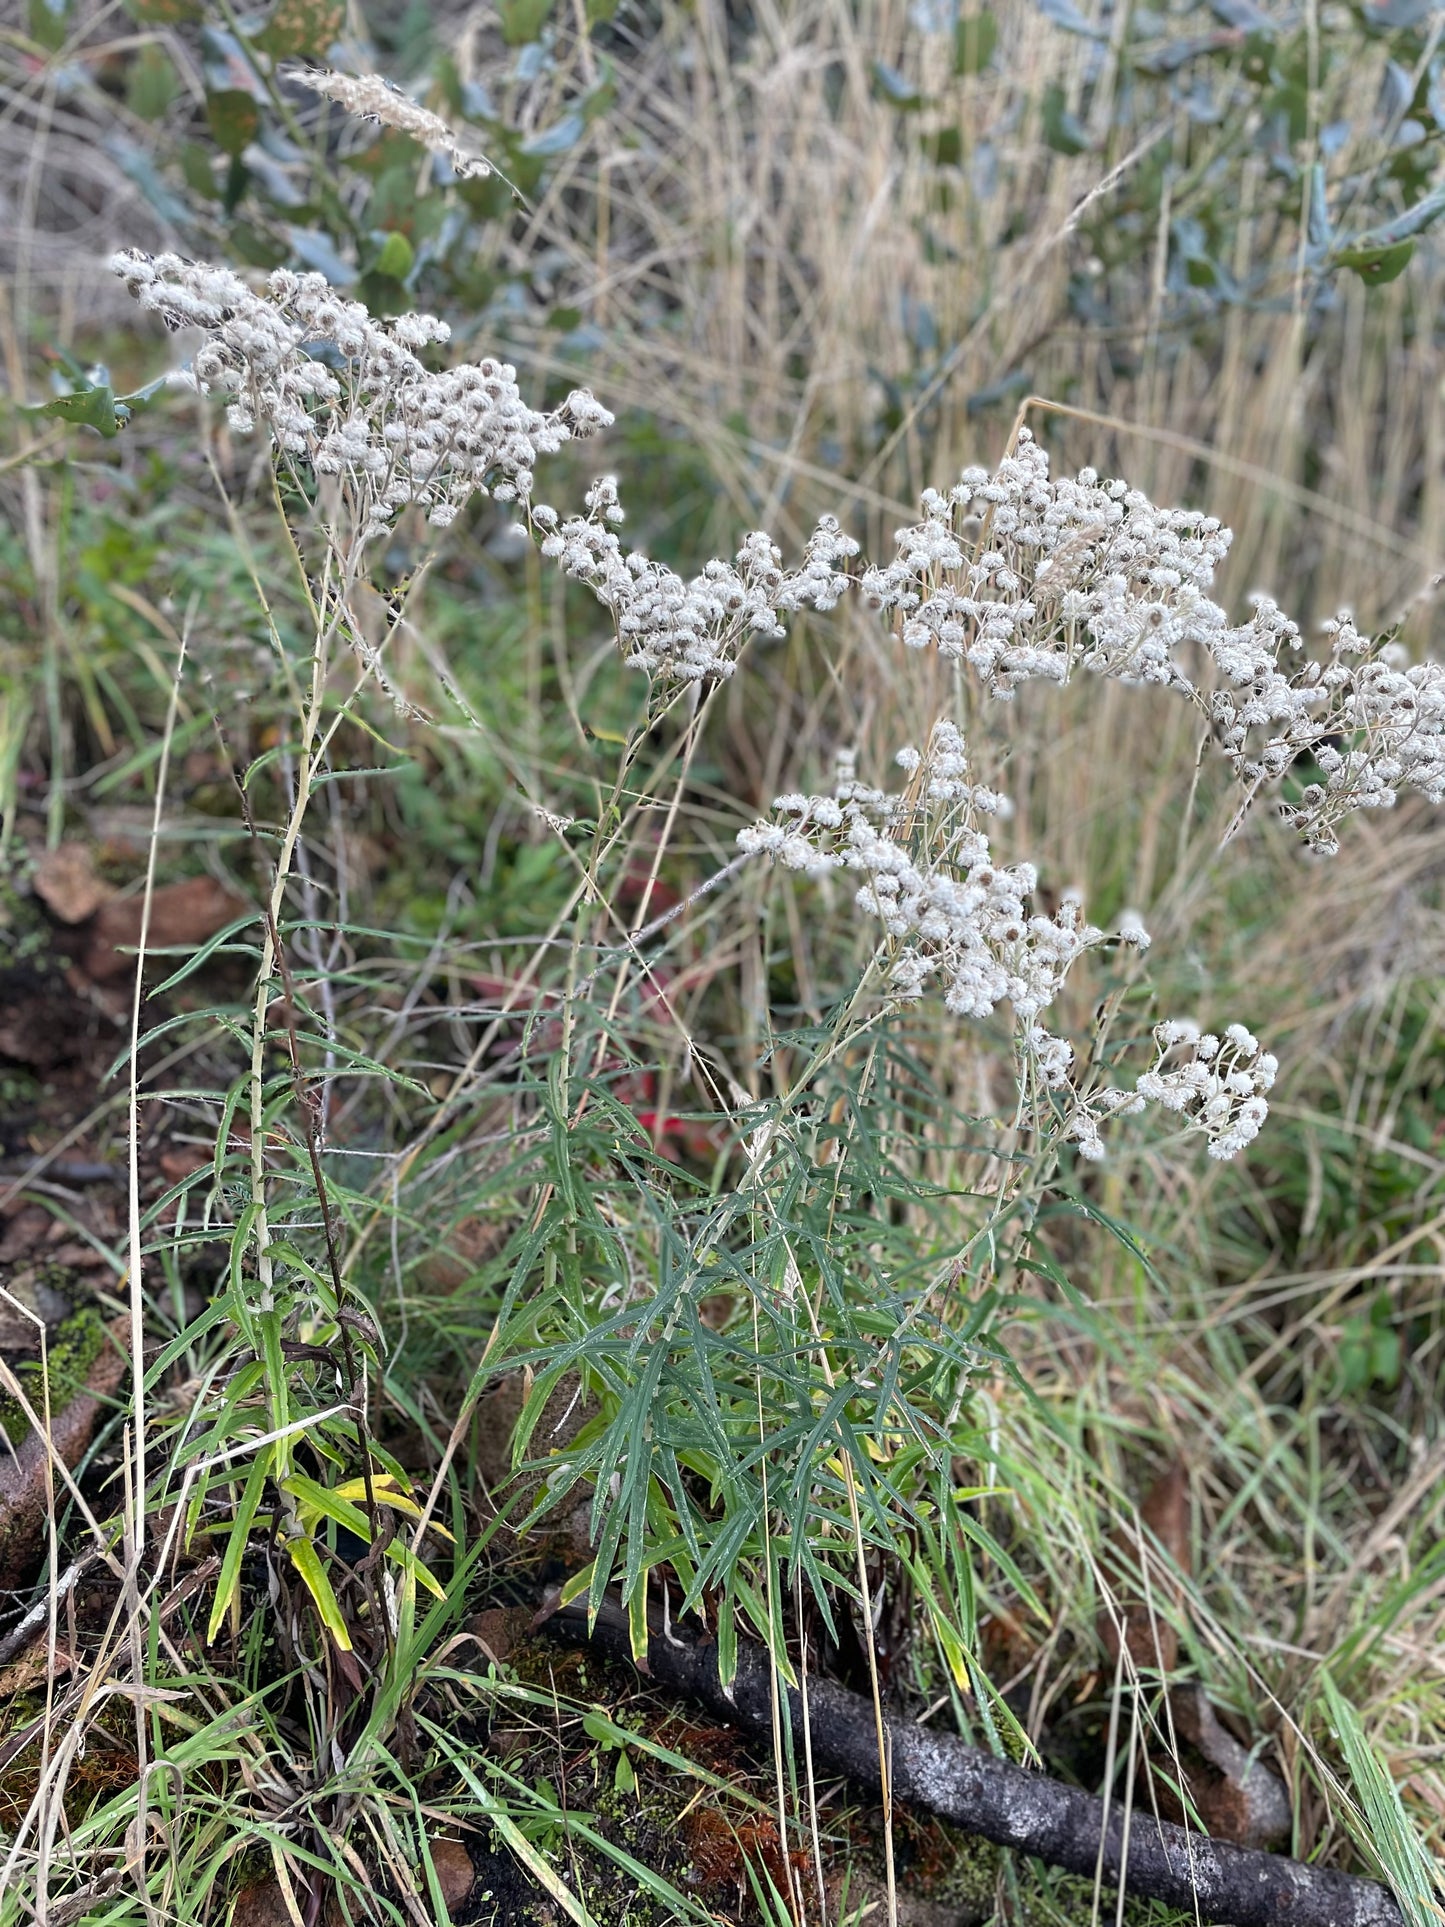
[0,1306,109,1447]
[450,1634,1012,1925]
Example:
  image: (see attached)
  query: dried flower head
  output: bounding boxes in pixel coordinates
[859,430,1232,696]
[532,484,859,682]
[295,69,494,179]
[741,720,1131,1073]
[1134,1019,1278,1160]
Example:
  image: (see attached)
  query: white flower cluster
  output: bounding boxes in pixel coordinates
[1267,619,1445,855]
[858,431,1445,852]
[738,722,1143,1071]
[532,483,859,681]
[1137,1019,1277,1160]
[111,251,610,538]
[1063,1019,1275,1161]
[740,726,1278,1161]
[295,69,494,179]
[859,429,1231,696]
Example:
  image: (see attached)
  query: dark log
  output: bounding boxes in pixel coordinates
[542,1596,1406,1927]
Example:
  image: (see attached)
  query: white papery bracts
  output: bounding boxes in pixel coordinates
[858,431,1445,852]
[859,431,1231,696]
[111,251,610,538]
[740,724,1276,1161]
[533,483,859,682]
[740,723,1147,1136]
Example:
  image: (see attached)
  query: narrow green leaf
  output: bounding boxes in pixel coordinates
[207,1449,271,1643]
[425,1749,596,1924]
[1319,1672,1436,1927]
[146,912,263,997]
[29,0,69,50]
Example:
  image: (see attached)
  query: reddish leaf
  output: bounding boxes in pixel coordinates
[33,842,115,925]
[81,876,247,982]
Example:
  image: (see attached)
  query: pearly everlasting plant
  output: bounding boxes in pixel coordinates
[110,247,1443,1165]
[859,432,1234,694]
[857,430,1445,854]
[110,255,857,684]
[110,251,611,540]
[738,722,1271,1161]
[737,722,1104,1033]
[111,251,1442,826]
[534,483,859,681]
[87,76,1445,1846]
[1135,1020,1277,1160]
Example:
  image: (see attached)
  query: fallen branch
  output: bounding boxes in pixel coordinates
[0,1315,131,1591]
[542,1595,1405,1927]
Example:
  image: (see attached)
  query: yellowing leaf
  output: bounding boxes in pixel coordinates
[332,1474,455,1539]
[286,1535,352,1650]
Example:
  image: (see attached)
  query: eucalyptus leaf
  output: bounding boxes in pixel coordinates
[1360,0,1437,29]
[253,0,344,56]
[1306,162,1334,252]
[1334,236,1415,283]
[1327,181,1445,282]
[23,367,169,439]
[498,0,555,45]
[521,112,585,157]
[207,89,261,158]
[1037,0,1106,40]
[1042,81,1091,154]
[872,61,924,109]
[109,136,193,226]
[1208,0,1274,32]
[954,9,998,73]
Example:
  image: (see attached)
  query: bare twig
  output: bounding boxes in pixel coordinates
[543,1596,1406,1927]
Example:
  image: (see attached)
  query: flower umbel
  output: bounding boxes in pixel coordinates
[740,722,1121,1035]
[858,430,1445,852]
[111,255,1444,815]
[533,486,860,682]
[1135,1019,1278,1160]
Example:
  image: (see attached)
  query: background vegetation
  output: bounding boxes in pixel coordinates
[1,1,1443,1923]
